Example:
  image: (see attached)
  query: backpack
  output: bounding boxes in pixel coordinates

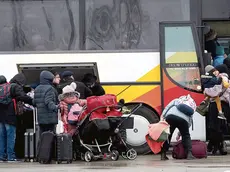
[176,94,196,117]
[0,83,12,105]
[10,83,25,115]
[67,103,83,125]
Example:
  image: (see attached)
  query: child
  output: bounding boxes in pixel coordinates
[59,82,86,135]
[201,65,230,120]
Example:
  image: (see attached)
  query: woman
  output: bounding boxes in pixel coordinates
[206,64,230,155]
[161,95,196,160]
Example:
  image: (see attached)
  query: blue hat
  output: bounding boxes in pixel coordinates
[61,71,73,78]
[216,46,225,56]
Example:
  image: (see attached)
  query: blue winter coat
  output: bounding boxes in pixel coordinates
[213,56,224,67]
[34,71,59,125]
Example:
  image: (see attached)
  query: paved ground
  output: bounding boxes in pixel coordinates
[1,155,230,172]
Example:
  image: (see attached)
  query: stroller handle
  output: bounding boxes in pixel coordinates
[77,104,123,126]
[89,104,123,113]
[116,103,143,129]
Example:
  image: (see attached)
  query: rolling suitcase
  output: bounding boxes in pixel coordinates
[37,131,55,164]
[56,133,73,164]
[24,108,39,162]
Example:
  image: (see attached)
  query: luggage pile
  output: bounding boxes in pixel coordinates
[23,94,138,164]
[24,108,73,164]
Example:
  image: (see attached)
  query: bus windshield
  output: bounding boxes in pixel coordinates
[161,23,202,92]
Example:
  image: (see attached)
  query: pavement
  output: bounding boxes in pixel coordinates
[1,155,230,172]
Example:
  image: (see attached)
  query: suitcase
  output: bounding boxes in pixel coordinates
[24,108,39,162]
[56,133,73,164]
[37,131,55,164]
[172,140,207,159]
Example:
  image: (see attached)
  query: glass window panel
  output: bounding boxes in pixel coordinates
[85,0,190,50]
[0,0,79,51]
[165,26,198,63]
[164,25,201,91]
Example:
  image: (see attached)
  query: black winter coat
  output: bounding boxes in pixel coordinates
[34,71,59,125]
[58,79,93,99]
[89,83,105,96]
[0,74,33,126]
[201,77,222,89]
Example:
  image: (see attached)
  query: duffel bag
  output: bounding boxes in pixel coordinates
[172,140,207,159]
[87,94,118,113]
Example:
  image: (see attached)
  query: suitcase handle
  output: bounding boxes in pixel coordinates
[33,108,38,134]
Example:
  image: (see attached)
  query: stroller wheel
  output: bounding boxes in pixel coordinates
[84,151,93,162]
[111,150,119,161]
[121,152,128,159]
[126,149,137,160]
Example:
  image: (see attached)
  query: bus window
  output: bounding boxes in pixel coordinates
[0,0,79,51]
[161,23,202,92]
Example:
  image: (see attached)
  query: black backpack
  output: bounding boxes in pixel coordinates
[0,83,12,105]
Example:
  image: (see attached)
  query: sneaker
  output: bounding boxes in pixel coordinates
[7,159,19,163]
[218,112,226,120]
[0,158,6,163]
[200,101,206,105]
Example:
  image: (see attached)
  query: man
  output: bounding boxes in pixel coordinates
[82,73,105,96]
[58,71,92,99]
[0,74,32,162]
[34,71,59,135]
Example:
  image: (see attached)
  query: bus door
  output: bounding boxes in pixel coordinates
[159,22,206,141]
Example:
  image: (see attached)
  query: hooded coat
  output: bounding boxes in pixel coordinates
[10,73,33,105]
[34,71,59,125]
[82,73,105,96]
[216,64,230,76]
[0,74,32,126]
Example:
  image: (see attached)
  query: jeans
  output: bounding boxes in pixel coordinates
[163,115,192,153]
[0,123,16,160]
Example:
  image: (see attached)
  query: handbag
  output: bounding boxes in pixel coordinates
[196,100,209,116]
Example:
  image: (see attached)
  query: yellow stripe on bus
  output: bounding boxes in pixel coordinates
[103,64,160,102]
[137,65,160,82]
[103,85,158,103]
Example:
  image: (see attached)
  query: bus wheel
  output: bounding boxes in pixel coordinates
[124,104,159,155]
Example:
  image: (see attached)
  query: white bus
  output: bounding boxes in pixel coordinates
[0,0,229,156]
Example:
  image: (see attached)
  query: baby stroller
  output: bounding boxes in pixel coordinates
[74,94,140,162]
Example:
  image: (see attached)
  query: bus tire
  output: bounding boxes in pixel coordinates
[125,104,160,155]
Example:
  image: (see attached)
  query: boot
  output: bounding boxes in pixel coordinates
[207,142,213,152]
[219,141,228,155]
[186,151,195,160]
[161,150,169,160]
